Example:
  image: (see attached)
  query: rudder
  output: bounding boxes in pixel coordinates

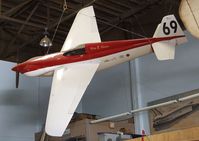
[61,6,101,52]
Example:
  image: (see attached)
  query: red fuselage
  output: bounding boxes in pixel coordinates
[12,36,183,76]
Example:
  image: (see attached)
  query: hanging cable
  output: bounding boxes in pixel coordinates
[46,0,67,54]
[96,18,147,38]
[167,0,173,15]
[133,15,152,45]
[134,15,149,37]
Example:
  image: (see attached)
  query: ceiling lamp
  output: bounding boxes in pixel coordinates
[40,28,53,47]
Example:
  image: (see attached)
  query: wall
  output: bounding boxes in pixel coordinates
[0,61,39,141]
[138,32,199,105]
[0,61,84,141]
[82,62,132,117]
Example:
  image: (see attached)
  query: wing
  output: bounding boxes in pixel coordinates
[45,61,100,136]
[61,6,101,52]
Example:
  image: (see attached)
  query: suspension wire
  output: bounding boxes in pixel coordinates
[96,18,147,38]
[46,0,67,54]
[133,15,152,44]
[51,10,65,42]
[134,15,148,37]
[167,0,173,15]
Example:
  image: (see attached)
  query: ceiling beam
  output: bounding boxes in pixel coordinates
[3,26,35,37]
[0,0,2,15]
[95,1,124,14]
[0,15,44,29]
[128,0,147,5]
[106,0,131,9]
[3,2,40,58]
[41,2,62,13]
[3,0,33,17]
[100,5,148,35]
[100,0,159,35]
[94,4,119,17]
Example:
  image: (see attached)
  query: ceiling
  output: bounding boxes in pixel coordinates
[0,0,181,63]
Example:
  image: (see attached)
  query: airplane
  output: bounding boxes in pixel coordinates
[12,6,187,137]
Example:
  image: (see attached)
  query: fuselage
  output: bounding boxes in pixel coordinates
[12,36,182,76]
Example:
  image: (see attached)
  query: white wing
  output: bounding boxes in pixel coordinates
[45,61,100,136]
[61,6,101,52]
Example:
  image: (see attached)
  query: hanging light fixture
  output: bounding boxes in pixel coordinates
[40,27,53,47]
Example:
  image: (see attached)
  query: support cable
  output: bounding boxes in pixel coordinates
[97,18,147,38]
[46,0,67,54]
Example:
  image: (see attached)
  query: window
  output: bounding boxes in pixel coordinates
[63,48,86,56]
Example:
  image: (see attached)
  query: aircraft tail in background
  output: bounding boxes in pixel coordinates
[152,15,187,60]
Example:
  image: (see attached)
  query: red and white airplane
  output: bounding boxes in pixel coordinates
[12,6,187,136]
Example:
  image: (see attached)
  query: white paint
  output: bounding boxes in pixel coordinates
[152,15,187,60]
[45,62,99,136]
[97,45,152,71]
[56,68,65,81]
[61,6,101,52]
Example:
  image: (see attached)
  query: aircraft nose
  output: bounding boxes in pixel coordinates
[12,65,20,72]
[12,64,24,73]
[12,62,41,74]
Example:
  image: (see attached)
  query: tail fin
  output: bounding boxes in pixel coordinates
[152,15,187,60]
[61,6,101,52]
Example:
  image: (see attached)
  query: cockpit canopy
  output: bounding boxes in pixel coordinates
[63,48,86,56]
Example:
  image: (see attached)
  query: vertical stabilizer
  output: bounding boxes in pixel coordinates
[152,15,187,60]
[61,6,101,52]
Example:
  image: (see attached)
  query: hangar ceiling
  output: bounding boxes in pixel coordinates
[0,0,181,62]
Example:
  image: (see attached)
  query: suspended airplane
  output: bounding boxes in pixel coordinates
[12,6,187,137]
